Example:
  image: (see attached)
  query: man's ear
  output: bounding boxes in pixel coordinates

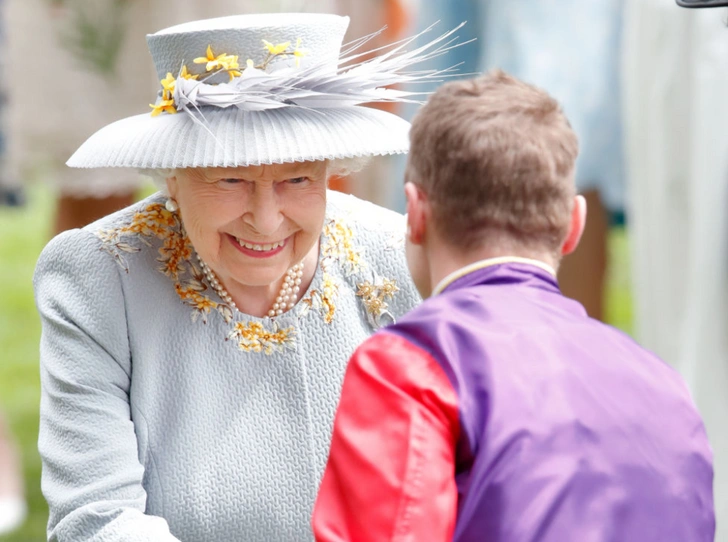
[404,182,428,246]
[561,195,587,256]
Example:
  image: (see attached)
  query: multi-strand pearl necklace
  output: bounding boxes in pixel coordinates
[269,263,304,317]
[196,254,304,318]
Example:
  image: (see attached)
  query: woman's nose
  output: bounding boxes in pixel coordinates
[242,184,284,235]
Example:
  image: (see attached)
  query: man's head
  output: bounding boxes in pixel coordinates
[404,70,585,297]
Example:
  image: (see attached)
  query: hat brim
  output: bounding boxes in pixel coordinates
[676,0,728,6]
[67,106,410,169]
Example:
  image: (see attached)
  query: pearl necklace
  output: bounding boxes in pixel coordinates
[196,254,304,318]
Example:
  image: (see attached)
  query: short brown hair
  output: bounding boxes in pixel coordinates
[407,70,579,254]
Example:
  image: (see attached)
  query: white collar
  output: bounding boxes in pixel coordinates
[431,256,557,297]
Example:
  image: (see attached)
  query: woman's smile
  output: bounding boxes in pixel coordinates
[226,233,289,259]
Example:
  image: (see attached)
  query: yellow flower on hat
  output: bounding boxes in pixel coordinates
[194,45,219,70]
[180,65,199,80]
[194,45,241,79]
[218,55,242,80]
[160,72,176,100]
[150,98,177,117]
[263,39,291,56]
[292,38,308,67]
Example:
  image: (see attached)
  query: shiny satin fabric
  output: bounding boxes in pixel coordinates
[316,262,715,541]
[391,263,714,541]
[313,333,460,541]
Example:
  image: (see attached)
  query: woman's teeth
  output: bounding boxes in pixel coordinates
[236,238,285,252]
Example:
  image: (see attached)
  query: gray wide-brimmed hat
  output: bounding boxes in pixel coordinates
[67,13,461,170]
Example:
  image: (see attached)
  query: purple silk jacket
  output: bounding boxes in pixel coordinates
[315,261,715,541]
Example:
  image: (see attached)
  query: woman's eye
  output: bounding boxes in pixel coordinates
[288,177,307,185]
[222,178,242,184]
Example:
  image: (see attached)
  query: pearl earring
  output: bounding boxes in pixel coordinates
[165,198,179,213]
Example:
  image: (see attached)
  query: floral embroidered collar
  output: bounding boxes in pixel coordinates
[95,197,401,355]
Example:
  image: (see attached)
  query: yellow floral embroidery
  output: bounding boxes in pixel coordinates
[97,200,401,349]
[302,272,339,324]
[322,220,364,275]
[228,322,295,354]
[313,215,402,329]
[299,217,363,324]
[356,278,399,322]
[97,203,232,325]
[97,204,176,265]
[321,274,339,323]
[175,282,220,323]
[96,201,302,352]
[159,235,193,280]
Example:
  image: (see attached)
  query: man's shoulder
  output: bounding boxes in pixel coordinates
[394,290,464,325]
[383,294,460,356]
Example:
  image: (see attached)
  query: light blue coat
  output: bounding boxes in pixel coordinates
[34,190,420,541]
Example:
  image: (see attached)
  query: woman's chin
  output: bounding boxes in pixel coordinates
[227,267,288,289]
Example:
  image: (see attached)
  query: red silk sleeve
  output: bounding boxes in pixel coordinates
[312,332,460,542]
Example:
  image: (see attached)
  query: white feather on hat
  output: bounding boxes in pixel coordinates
[67,13,466,170]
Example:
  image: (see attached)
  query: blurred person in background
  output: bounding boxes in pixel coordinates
[477,0,625,322]
[625,0,728,537]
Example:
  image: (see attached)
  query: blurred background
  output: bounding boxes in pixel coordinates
[1,0,727,540]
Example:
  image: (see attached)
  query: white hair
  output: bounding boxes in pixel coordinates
[139,157,370,194]
[139,168,176,194]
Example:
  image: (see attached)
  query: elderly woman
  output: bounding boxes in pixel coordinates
[32,13,459,542]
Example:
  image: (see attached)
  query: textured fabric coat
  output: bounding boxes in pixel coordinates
[34,190,420,541]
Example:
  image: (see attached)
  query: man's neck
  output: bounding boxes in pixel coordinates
[426,244,557,297]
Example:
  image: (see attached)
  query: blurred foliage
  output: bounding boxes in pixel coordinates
[0,185,52,541]
[605,226,633,336]
[51,0,132,77]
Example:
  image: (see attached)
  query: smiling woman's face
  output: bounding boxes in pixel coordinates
[166,161,328,291]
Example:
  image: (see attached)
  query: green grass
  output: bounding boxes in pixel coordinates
[605,227,633,336]
[0,186,633,540]
[0,185,52,542]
